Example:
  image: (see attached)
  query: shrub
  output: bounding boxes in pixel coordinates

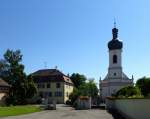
[66,100,71,105]
[73,101,78,109]
[136,77,150,97]
[115,86,142,98]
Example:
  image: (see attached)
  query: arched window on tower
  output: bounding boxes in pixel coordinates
[113,55,117,64]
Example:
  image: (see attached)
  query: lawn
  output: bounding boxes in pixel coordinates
[0,105,42,117]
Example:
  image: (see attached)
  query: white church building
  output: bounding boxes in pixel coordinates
[100,25,133,100]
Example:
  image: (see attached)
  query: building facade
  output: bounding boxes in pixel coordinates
[0,78,10,105]
[32,69,74,104]
[100,26,133,100]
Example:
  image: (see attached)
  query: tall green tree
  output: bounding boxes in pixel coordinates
[87,79,98,98]
[0,49,37,105]
[136,77,150,97]
[26,75,37,98]
[70,73,86,88]
[78,79,98,98]
[69,75,98,104]
[69,88,79,105]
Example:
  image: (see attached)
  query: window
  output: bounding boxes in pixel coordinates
[37,84,40,88]
[0,87,8,91]
[56,83,61,88]
[48,92,52,97]
[42,83,45,88]
[113,55,117,64]
[39,91,43,98]
[47,83,51,88]
[55,92,62,97]
[37,83,45,88]
[114,73,116,76]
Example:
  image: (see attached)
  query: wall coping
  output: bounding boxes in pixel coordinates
[106,96,150,100]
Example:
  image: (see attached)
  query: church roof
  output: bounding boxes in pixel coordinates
[108,27,123,50]
[122,72,130,80]
[103,72,131,81]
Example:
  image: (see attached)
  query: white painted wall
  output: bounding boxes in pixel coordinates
[0,93,6,105]
[0,93,5,100]
[102,87,109,98]
[109,50,122,68]
[101,80,133,100]
[106,99,150,119]
[77,97,91,109]
[108,49,123,79]
[108,68,122,79]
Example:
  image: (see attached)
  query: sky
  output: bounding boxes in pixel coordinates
[0,0,150,84]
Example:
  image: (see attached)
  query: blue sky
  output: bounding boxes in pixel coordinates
[0,0,150,84]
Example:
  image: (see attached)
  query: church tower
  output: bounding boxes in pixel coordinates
[100,24,133,100]
[108,26,123,80]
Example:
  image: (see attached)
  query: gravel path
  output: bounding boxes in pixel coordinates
[0,104,114,119]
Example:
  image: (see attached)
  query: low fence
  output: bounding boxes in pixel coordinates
[106,98,150,119]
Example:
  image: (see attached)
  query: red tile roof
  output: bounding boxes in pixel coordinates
[0,78,10,93]
[32,69,73,85]
[0,78,9,87]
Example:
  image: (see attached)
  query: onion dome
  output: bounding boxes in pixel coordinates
[108,27,123,50]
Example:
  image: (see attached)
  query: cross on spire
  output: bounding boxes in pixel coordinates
[112,18,118,40]
[114,18,116,28]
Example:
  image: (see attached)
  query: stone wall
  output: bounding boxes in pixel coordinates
[106,98,150,119]
[77,97,91,110]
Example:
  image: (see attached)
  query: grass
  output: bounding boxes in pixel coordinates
[0,105,42,117]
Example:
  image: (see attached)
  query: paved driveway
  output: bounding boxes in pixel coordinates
[1,104,114,119]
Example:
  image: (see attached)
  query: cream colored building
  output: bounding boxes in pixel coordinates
[32,69,74,104]
[0,78,10,105]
